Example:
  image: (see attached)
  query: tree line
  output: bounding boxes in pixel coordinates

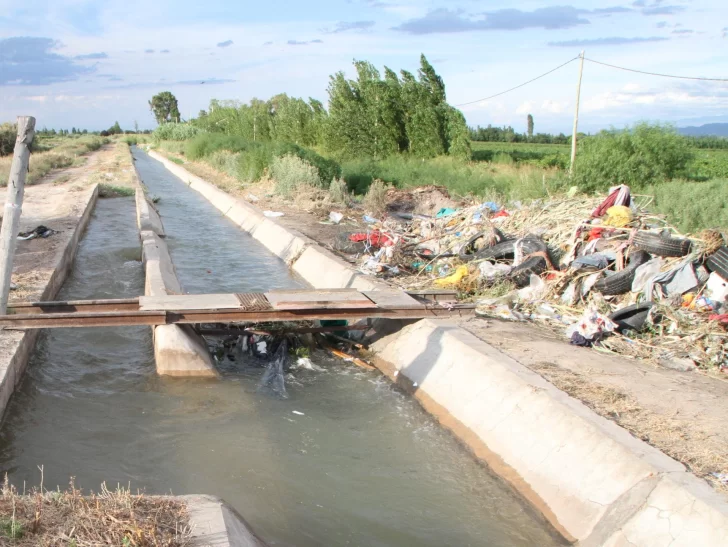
[469,123,571,145]
[175,55,470,159]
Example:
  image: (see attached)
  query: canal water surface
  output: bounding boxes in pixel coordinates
[0,150,563,546]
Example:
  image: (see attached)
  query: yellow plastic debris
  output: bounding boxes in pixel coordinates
[603,205,633,228]
[434,265,469,287]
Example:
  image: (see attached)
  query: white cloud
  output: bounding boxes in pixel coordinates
[540,99,568,113]
[516,101,534,114]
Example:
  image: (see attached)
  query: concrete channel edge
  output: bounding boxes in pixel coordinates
[148,150,728,546]
[0,184,99,421]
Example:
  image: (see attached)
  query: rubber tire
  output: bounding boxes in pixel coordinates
[476,237,550,287]
[413,249,455,259]
[609,302,655,333]
[634,232,692,257]
[458,229,506,262]
[593,250,651,296]
[334,231,367,254]
[706,246,728,281]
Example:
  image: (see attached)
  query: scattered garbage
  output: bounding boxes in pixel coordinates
[326,184,728,371]
[263,211,284,218]
[329,211,344,224]
[17,225,54,240]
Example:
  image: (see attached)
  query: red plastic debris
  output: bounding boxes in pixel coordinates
[348,230,393,247]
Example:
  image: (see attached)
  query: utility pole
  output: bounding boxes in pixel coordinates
[570,51,585,175]
[0,116,35,314]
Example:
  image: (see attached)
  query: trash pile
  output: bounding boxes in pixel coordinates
[332,185,728,372]
[206,324,375,398]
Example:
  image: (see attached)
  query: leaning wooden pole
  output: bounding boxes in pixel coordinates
[0,116,35,314]
[569,51,585,176]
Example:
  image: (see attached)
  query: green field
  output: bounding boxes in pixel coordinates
[157,133,728,233]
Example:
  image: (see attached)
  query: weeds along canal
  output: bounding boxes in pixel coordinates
[0,150,564,546]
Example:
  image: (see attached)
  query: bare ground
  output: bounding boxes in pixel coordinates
[9,143,136,300]
[169,152,728,495]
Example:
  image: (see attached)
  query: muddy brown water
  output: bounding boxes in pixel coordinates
[0,150,563,546]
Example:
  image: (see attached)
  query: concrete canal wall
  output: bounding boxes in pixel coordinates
[0,185,99,421]
[148,150,728,546]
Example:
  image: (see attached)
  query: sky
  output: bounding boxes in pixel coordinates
[0,0,726,134]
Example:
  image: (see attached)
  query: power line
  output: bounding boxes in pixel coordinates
[454,56,580,107]
[584,57,728,82]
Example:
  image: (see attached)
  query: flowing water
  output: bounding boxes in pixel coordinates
[0,150,563,546]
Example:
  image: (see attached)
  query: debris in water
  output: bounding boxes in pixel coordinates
[292,411,305,416]
[258,339,289,398]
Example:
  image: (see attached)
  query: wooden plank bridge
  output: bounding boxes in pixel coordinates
[0,289,473,329]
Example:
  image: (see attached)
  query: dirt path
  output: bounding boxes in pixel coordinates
[457,317,728,492]
[10,143,137,300]
[167,151,728,494]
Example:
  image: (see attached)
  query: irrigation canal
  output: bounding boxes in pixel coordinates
[0,149,563,546]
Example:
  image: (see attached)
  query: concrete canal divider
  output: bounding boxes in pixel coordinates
[132,165,217,377]
[147,149,728,546]
[0,184,99,420]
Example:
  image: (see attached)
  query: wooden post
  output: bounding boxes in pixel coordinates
[0,116,35,314]
[569,51,585,175]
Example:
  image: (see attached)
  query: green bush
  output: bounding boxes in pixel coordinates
[340,155,568,199]
[573,123,694,191]
[185,133,341,187]
[0,123,15,156]
[270,154,320,196]
[648,178,728,233]
[329,178,349,204]
[186,133,250,159]
[153,122,202,141]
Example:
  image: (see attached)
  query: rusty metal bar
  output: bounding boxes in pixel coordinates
[0,301,474,329]
[7,298,140,314]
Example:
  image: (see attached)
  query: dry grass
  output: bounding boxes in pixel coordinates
[0,474,191,546]
[0,136,106,187]
[532,363,728,493]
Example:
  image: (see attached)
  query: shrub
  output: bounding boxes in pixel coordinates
[363,179,389,214]
[207,150,240,178]
[153,122,202,141]
[573,123,694,191]
[648,178,728,233]
[270,154,320,197]
[185,133,341,187]
[0,123,15,156]
[186,133,250,159]
[329,178,349,204]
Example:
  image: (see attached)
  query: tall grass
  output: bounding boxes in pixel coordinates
[179,133,341,187]
[340,155,568,200]
[649,178,728,232]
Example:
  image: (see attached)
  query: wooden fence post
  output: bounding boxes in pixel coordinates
[0,116,36,315]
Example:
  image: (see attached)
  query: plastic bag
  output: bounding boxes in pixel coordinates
[434,265,469,287]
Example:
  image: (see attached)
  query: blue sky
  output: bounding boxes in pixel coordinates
[1,0,726,133]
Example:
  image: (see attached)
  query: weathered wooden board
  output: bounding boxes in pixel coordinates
[362,290,425,309]
[140,294,242,311]
[265,290,376,310]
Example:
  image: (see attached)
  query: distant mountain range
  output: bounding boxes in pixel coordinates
[678,123,728,137]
